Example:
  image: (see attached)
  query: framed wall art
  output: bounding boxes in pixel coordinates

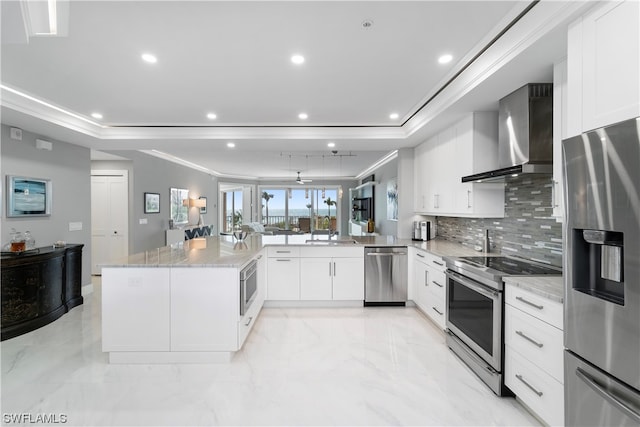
[144,192,160,214]
[6,175,52,217]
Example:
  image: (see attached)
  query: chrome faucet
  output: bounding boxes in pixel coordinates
[324,216,335,238]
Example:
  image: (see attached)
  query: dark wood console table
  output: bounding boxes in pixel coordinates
[1,244,84,341]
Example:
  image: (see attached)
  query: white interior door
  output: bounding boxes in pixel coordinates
[91,171,129,275]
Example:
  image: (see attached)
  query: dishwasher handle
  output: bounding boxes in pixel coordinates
[366,252,407,256]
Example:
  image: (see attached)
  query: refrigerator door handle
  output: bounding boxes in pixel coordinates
[575,368,640,423]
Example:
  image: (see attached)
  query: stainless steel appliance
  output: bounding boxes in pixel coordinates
[420,221,431,241]
[240,260,257,316]
[412,221,431,241]
[563,117,640,426]
[412,221,422,241]
[445,255,561,395]
[364,246,408,306]
[462,83,553,183]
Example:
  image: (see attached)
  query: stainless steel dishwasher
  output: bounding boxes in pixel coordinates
[364,246,408,306]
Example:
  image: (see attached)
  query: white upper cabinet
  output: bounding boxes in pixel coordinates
[567,0,640,137]
[414,112,504,218]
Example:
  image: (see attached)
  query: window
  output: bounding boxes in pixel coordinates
[259,186,340,233]
[170,188,189,225]
[221,189,243,233]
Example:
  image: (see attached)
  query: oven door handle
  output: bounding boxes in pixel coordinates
[445,270,499,299]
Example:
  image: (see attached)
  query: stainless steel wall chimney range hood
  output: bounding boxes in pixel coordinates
[462,83,553,183]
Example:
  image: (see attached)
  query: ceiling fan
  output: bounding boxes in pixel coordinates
[295,171,312,184]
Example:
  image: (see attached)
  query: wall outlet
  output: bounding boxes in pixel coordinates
[69,222,83,231]
[10,127,22,140]
[139,218,148,224]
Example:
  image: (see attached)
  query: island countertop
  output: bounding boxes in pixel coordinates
[101,234,489,268]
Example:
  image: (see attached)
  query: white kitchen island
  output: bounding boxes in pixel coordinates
[101,233,367,363]
[101,235,266,363]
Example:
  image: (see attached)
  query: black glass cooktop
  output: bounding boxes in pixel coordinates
[458,256,561,276]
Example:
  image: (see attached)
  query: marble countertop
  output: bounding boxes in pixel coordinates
[503,275,564,303]
[102,234,264,268]
[101,234,489,268]
[408,239,489,258]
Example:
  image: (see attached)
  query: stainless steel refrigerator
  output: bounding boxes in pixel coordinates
[563,117,640,426]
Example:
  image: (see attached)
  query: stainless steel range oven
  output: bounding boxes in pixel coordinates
[445,256,561,396]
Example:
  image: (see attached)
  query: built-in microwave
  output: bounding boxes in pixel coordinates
[240,260,258,316]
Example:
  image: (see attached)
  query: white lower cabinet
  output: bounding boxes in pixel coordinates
[267,245,301,300]
[410,248,447,330]
[267,257,301,300]
[331,257,364,300]
[102,268,171,352]
[266,246,364,302]
[504,282,564,426]
[299,257,364,300]
[170,268,238,351]
[300,258,333,300]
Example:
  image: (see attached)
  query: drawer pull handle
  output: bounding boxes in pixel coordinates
[276,259,291,262]
[432,281,443,288]
[276,250,291,253]
[245,316,253,326]
[516,374,543,397]
[516,330,544,348]
[432,260,444,266]
[416,253,425,258]
[516,296,544,310]
[432,307,443,315]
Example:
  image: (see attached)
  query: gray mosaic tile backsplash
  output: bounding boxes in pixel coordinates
[436,175,563,266]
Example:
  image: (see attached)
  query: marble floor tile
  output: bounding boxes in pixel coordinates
[1,279,541,426]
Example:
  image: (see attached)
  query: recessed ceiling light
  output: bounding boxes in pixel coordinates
[207,113,217,120]
[389,113,399,120]
[438,54,453,64]
[298,113,308,120]
[141,53,158,64]
[291,54,305,65]
[91,112,103,119]
[227,142,235,148]
[327,142,335,148]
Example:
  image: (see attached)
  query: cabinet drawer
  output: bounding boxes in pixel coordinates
[505,304,564,382]
[425,291,446,330]
[299,246,363,258]
[505,283,563,329]
[415,249,446,272]
[428,269,446,296]
[267,246,300,258]
[505,348,564,427]
[238,298,261,349]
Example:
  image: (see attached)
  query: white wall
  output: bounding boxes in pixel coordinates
[93,150,219,253]
[368,157,398,236]
[1,125,92,285]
